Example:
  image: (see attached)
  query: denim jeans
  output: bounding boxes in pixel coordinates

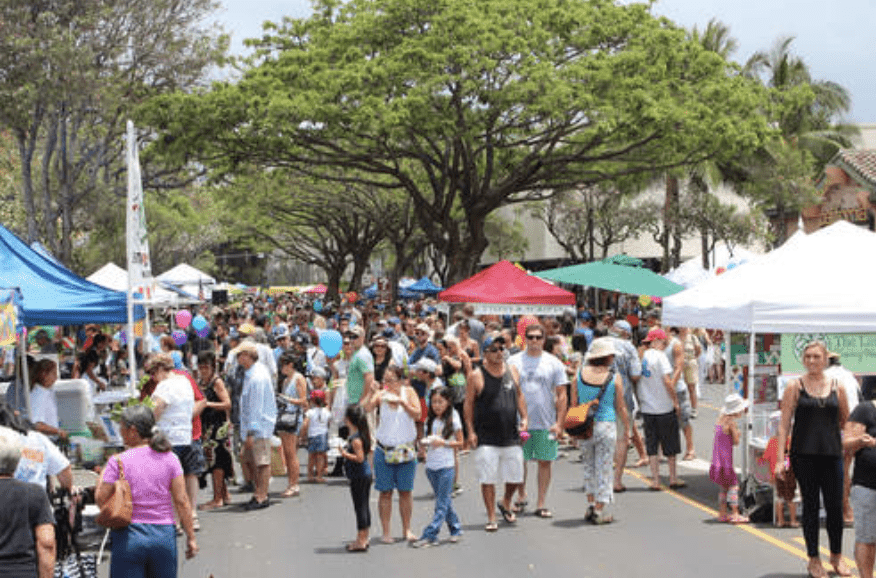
[110,523,177,578]
[421,466,462,541]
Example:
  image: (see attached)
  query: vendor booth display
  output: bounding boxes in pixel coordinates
[663,220,876,485]
[439,260,575,315]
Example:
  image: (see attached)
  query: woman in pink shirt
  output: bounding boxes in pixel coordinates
[96,405,198,577]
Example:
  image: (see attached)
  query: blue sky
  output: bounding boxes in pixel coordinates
[218,0,874,123]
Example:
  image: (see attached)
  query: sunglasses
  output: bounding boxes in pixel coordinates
[486,346,504,353]
[526,334,544,340]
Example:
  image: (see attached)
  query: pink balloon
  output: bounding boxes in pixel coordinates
[175,310,192,329]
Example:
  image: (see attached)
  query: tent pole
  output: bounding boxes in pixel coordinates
[20,332,32,419]
[742,331,756,479]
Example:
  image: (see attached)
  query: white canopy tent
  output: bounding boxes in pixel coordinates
[663,221,876,333]
[156,263,215,300]
[88,263,198,306]
[664,245,761,289]
[663,220,876,476]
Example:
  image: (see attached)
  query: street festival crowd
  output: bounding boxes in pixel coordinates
[2,292,875,578]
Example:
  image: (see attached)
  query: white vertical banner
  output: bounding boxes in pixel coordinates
[125,120,152,392]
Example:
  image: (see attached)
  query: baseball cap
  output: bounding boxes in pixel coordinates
[578,310,593,320]
[346,326,364,338]
[643,327,668,342]
[413,358,438,374]
[272,323,290,338]
[482,332,506,350]
[309,367,327,379]
[238,323,256,336]
[611,320,632,335]
[309,389,326,401]
[415,323,432,335]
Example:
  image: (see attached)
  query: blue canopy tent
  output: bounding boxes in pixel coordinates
[407,276,443,295]
[0,225,144,326]
[363,282,420,300]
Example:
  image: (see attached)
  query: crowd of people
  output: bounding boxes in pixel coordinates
[2,290,875,578]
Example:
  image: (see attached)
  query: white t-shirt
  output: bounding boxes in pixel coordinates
[638,348,674,415]
[30,386,59,429]
[424,409,462,471]
[3,427,70,488]
[153,374,195,446]
[508,351,569,430]
[305,407,331,437]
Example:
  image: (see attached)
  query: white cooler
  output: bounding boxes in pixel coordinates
[54,379,95,432]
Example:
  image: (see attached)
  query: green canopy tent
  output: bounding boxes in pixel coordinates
[534,258,684,297]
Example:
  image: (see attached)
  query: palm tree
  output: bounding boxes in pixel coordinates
[746,36,857,167]
[743,37,858,244]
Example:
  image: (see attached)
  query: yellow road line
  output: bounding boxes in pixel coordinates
[623,469,857,573]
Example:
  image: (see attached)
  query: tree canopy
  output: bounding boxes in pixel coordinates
[141,0,771,282]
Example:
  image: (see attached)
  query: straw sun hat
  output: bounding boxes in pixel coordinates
[585,337,616,361]
[720,393,749,416]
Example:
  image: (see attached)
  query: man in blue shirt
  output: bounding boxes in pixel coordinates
[237,342,277,510]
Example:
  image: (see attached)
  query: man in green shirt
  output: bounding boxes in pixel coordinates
[345,326,375,405]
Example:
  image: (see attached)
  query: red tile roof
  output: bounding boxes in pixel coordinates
[835,149,876,187]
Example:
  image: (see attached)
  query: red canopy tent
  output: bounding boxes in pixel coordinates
[438,260,575,315]
[304,283,327,295]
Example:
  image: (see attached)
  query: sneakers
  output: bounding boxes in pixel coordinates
[448,534,462,543]
[452,484,463,497]
[411,539,439,549]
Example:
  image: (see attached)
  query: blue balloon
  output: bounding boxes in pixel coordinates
[320,329,343,358]
[727,262,738,270]
[313,299,323,312]
[192,315,208,331]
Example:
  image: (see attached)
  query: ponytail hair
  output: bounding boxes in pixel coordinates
[120,405,172,452]
[345,404,371,456]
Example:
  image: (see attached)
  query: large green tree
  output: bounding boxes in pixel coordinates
[0,0,226,264]
[141,0,770,282]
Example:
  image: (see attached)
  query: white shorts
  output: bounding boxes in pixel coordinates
[475,445,524,486]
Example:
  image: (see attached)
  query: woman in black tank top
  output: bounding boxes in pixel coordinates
[775,341,851,578]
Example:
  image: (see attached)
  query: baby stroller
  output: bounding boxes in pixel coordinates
[51,487,100,578]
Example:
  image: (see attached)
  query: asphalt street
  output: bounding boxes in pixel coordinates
[93,380,860,578]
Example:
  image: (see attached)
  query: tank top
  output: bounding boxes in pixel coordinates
[343,432,372,479]
[473,365,519,447]
[791,380,842,457]
[576,370,616,422]
[375,389,417,447]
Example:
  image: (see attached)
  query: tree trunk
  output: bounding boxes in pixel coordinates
[587,206,595,262]
[443,220,490,285]
[325,264,344,303]
[701,229,710,269]
[662,175,679,273]
[17,132,38,243]
[348,256,368,293]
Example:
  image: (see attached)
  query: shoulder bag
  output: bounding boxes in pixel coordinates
[95,456,133,530]
[564,369,615,440]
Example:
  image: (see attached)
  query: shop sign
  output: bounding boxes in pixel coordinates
[780,333,876,373]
